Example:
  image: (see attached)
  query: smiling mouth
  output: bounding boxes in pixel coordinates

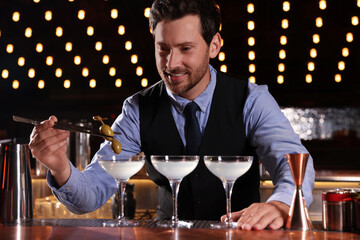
[165,72,187,83]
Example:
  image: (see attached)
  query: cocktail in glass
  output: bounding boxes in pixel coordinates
[151,155,199,228]
[98,154,145,227]
[204,155,253,229]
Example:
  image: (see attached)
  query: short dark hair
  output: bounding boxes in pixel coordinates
[149,0,221,45]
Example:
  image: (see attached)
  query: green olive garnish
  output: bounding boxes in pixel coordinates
[93,115,122,154]
[99,124,114,141]
[111,139,122,154]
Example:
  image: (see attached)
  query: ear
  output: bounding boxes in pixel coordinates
[209,32,222,59]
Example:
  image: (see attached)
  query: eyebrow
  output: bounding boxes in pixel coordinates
[156,41,195,47]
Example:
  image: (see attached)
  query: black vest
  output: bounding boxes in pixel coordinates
[139,72,260,220]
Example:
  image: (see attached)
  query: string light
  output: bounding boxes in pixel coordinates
[38,80,45,89]
[220,65,227,72]
[248,37,255,46]
[109,67,116,76]
[218,52,225,61]
[316,17,323,28]
[141,78,148,87]
[308,62,315,71]
[64,80,71,89]
[6,44,14,53]
[144,8,150,18]
[118,25,125,35]
[334,74,341,83]
[310,48,317,58]
[319,0,327,10]
[279,49,286,59]
[305,74,312,83]
[249,64,256,73]
[351,16,359,26]
[280,36,287,45]
[78,10,85,20]
[46,56,53,66]
[248,51,255,60]
[18,57,25,66]
[55,27,63,37]
[12,12,20,22]
[1,69,9,79]
[33,0,40,3]
[87,26,94,36]
[111,9,118,19]
[131,55,138,64]
[278,63,285,72]
[247,3,255,13]
[55,68,62,77]
[313,34,320,44]
[65,42,72,52]
[249,76,256,83]
[103,55,110,64]
[45,11,52,21]
[247,21,255,31]
[36,43,43,52]
[125,41,132,50]
[25,27,32,38]
[12,80,20,89]
[115,79,122,87]
[342,48,349,57]
[82,68,89,77]
[95,41,102,51]
[346,32,353,42]
[338,61,345,71]
[89,79,96,88]
[74,56,81,65]
[136,66,143,76]
[283,1,290,12]
[281,19,289,29]
[277,75,284,84]
[28,68,35,78]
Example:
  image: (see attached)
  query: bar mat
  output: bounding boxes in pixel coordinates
[20,219,219,229]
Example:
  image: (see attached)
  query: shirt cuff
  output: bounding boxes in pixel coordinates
[46,162,80,205]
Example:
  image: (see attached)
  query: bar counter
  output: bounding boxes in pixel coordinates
[1,219,360,240]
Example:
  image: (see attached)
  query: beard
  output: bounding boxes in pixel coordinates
[157,52,210,97]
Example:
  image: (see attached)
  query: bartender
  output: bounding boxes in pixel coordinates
[29,0,315,230]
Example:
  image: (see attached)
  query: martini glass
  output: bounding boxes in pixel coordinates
[151,155,199,228]
[97,154,145,227]
[204,155,253,229]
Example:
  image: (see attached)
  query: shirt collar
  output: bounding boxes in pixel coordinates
[166,65,217,114]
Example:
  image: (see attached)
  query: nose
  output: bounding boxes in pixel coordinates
[166,49,180,70]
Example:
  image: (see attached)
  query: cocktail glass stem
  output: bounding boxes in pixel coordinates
[223,180,235,227]
[170,180,180,226]
[116,180,126,221]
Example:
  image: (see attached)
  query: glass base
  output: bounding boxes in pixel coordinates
[210,221,238,229]
[156,220,193,228]
[102,219,140,227]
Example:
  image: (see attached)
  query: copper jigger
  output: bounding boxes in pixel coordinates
[285,153,312,231]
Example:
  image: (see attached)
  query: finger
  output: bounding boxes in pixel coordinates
[30,130,69,156]
[268,217,284,230]
[221,210,244,222]
[237,204,261,226]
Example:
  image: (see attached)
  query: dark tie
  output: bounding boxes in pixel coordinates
[184,101,201,155]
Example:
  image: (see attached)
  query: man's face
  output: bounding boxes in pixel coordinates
[154,15,212,100]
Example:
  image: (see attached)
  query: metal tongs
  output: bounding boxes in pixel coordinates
[13,116,120,139]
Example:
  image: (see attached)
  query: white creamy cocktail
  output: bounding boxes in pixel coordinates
[98,154,145,227]
[151,155,199,228]
[204,155,253,229]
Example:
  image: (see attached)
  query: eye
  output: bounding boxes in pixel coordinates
[181,46,191,51]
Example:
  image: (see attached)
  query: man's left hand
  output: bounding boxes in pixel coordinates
[220,201,289,230]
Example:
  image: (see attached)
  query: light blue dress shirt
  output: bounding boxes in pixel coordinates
[48,65,315,214]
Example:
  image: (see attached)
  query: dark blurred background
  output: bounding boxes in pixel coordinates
[0,0,359,170]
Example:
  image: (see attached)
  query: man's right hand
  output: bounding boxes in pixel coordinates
[29,115,71,187]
